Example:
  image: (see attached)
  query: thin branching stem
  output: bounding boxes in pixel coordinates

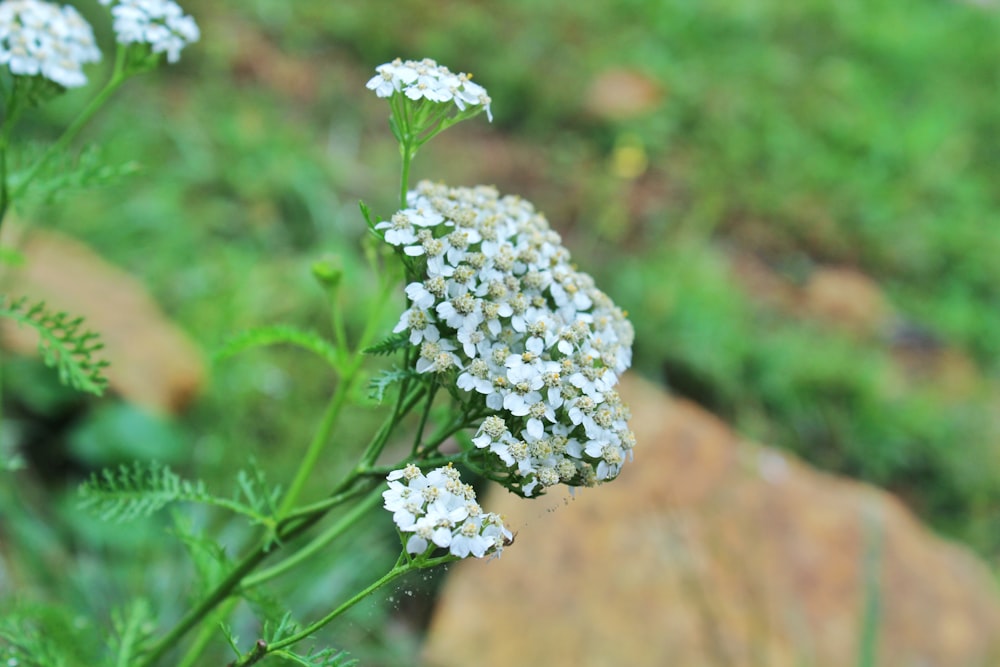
[11,46,128,203]
[243,486,384,588]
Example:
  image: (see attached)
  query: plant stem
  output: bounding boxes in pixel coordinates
[260,558,413,657]
[411,382,438,456]
[139,507,324,667]
[243,486,384,588]
[358,382,426,469]
[176,597,238,667]
[12,47,128,203]
[137,540,274,667]
[276,380,354,518]
[399,141,413,209]
[0,78,23,231]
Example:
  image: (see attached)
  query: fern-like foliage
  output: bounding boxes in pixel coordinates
[1,618,68,667]
[10,142,140,204]
[78,461,271,524]
[362,331,409,357]
[108,599,154,667]
[272,647,359,666]
[368,367,416,403]
[170,511,231,590]
[266,614,358,667]
[223,614,358,667]
[0,295,109,396]
[235,458,282,520]
[214,325,342,372]
[0,602,101,667]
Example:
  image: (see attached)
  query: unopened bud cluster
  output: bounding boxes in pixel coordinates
[383,464,512,559]
[381,181,635,496]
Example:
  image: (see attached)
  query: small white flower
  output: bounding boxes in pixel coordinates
[367,57,492,121]
[0,0,101,88]
[100,0,199,63]
[393,307,439,346]
[382,181,636,495]
[384,465,512,559]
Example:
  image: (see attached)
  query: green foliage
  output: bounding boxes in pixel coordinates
[0,602,100,667]
[169,512,231,590]
[362,332,409,357]
[109,599,155,667]
[78,460,278,525]
[265,615,358,667]
[5,0,1000,664]
[215,325,342,372]
[367,367,415,404]
[10,142,141,205]
[273,647,358,667]
[0,295,109,396]
[222,614,357,667]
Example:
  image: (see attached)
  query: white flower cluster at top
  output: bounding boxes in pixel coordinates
[380,181,636,496]
[383,464,513,559]
[0,0,101,88]
[98,0,199,63]
[366,57,493,122]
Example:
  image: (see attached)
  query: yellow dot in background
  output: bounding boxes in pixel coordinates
[610,133,648,180]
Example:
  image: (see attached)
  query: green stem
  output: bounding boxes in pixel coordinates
[277,377,354,518]
[0,78,23,231]
[399,141,413,209]
[411,382,438,456]
[359,382,426,469]
[11,47,128,203]
[275,480,370,525]
[261,557,413,657]
[137,542,272,667]
[244,486,384,589]
[175,597,238,667]
[138,497,337,667]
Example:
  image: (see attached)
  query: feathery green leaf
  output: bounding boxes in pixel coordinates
[362,332,409,356]
[265,614,358,667]
[368,367,416,403]
[10,141,140,204]
[109,599,154,667]
[0,295,109,396]
[215,325,342,372]
[78,461,268,524]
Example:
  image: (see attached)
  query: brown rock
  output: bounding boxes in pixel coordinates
[1,228,205,413]
[423,375,1000,667]
[803,267,891,336]
[583,68,665,121]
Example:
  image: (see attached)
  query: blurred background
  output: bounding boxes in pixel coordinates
[2,0,1000,664]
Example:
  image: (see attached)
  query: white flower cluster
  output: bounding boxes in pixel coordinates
[0,0,101,89]
[383,464,513,559]
[381,181,635,496]
[98,0,199,63]
[366,57,493,122]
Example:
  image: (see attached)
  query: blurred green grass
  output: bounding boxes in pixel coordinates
[3,0,1000,663]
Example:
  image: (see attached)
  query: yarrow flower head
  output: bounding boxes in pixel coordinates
[382,181,636,497]
[0,0,101,88]
[367,57,492,122]
[383,464,513,559]
[98,0,199,64]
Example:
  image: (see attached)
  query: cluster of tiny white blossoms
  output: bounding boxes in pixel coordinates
[380,181,635,496]
[383,464,513,559]
[98,0,199,63]
[0,0,101,88]
[366,57,493,122]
